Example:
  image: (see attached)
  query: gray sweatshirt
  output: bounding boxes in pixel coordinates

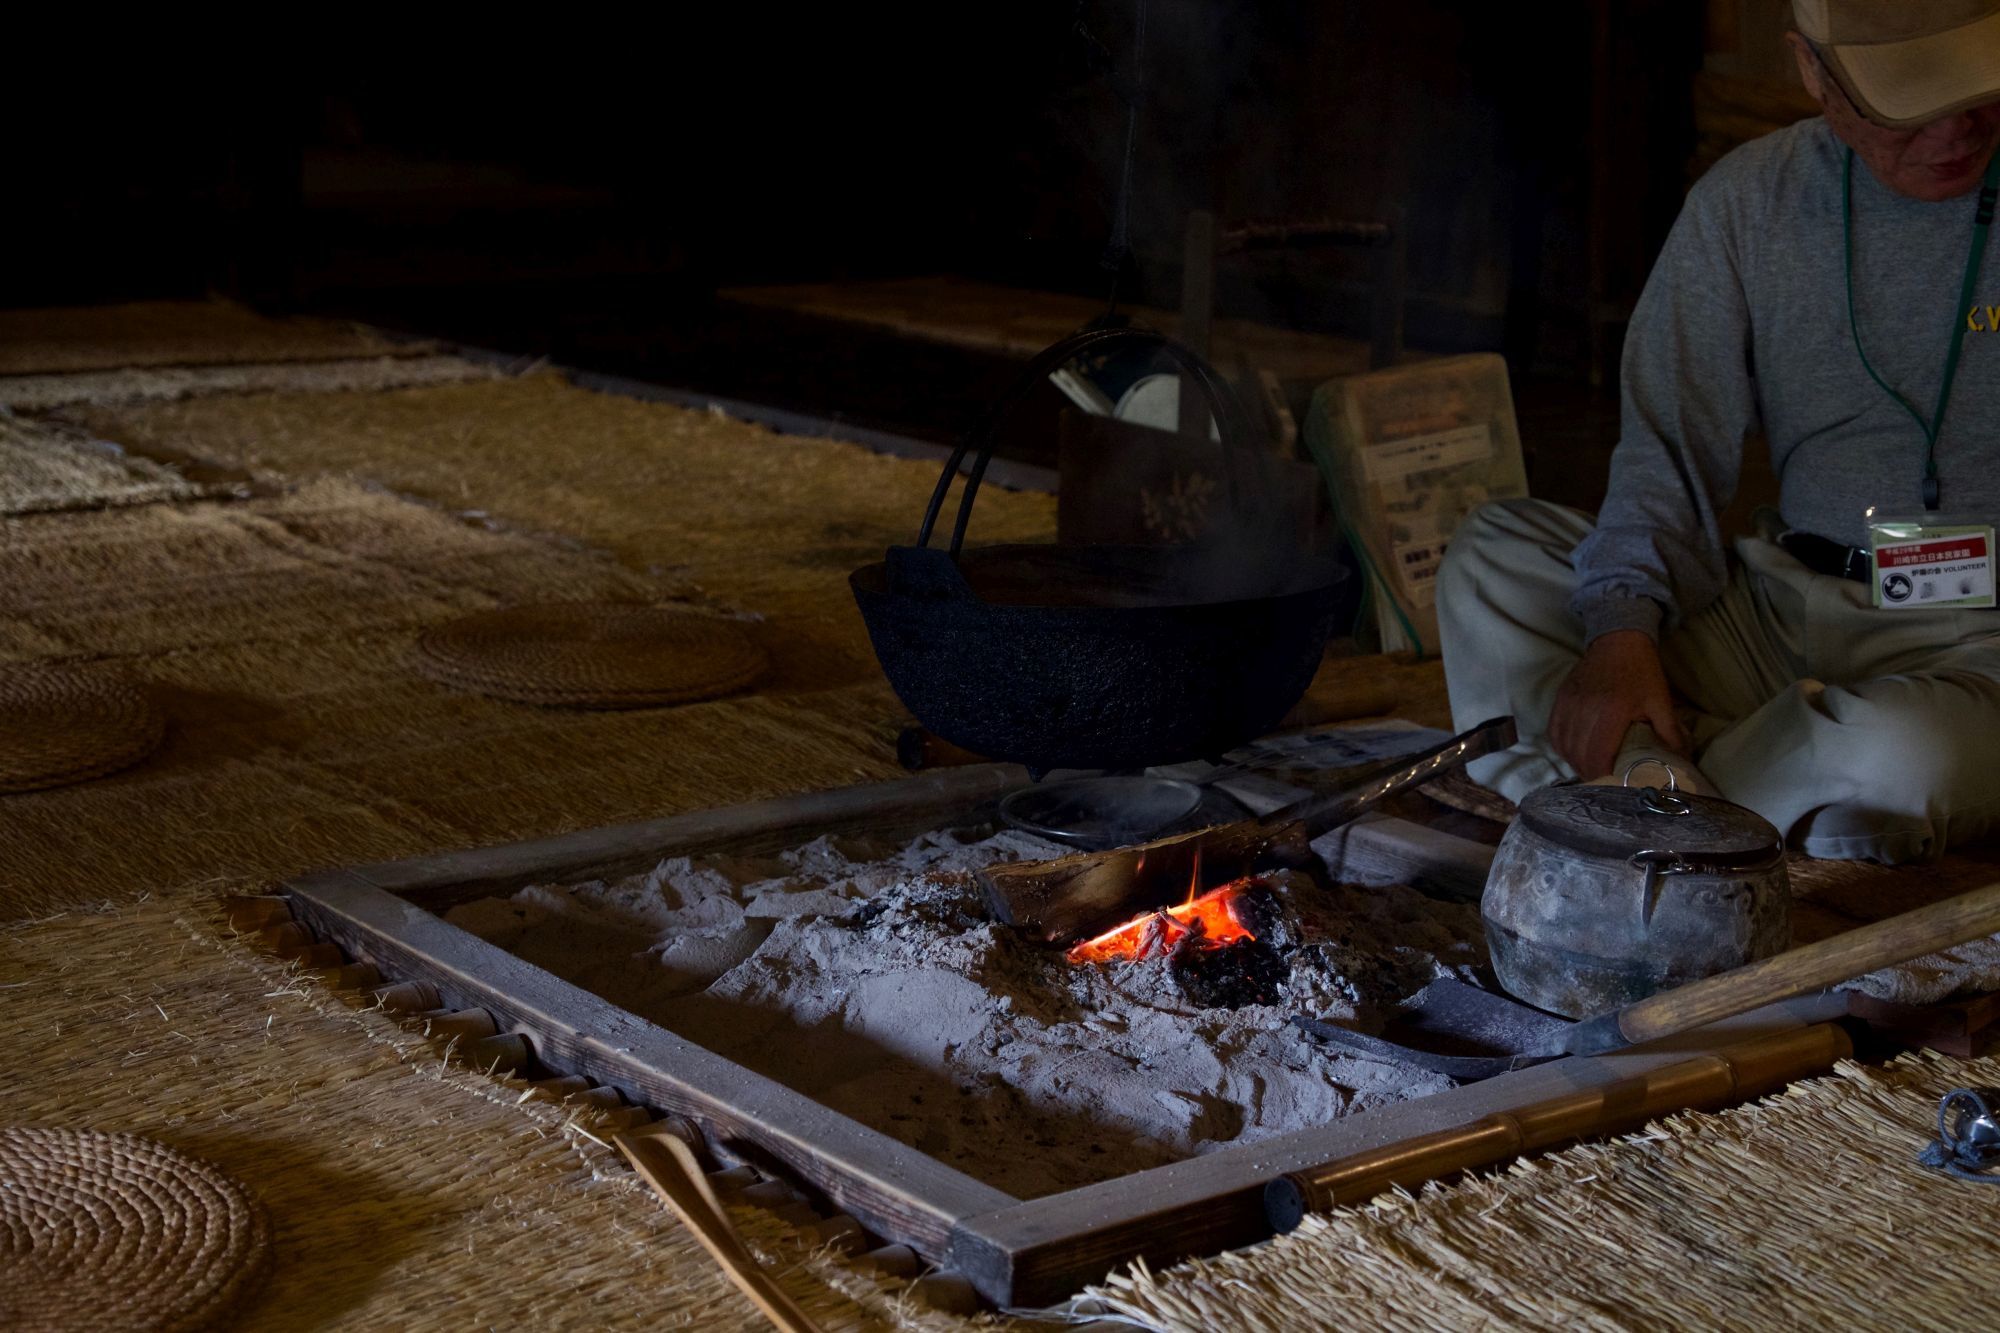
[1572,117,2000,643]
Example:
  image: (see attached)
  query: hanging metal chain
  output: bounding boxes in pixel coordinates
[1076,0,1149,320]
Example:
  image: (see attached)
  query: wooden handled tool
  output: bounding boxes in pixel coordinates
[981,717,1516,943]
[614,1128,824,1333]
[1271,880,2000,1230]
[1566,876,2000,1055]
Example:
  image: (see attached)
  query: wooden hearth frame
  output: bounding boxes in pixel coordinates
[283,763,1842,1307]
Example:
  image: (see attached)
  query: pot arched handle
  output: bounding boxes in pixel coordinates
[914,326,1257,556]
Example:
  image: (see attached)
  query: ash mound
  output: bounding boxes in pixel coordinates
[446,825,1486,1198]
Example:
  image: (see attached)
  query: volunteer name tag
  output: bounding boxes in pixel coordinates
[1869,522,1997,610]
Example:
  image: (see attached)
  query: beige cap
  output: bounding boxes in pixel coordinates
[1794,0,2000,128]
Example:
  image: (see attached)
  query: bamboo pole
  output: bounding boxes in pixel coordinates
[257,922,310,952]
[1267,1020,1851,1230]
[1574,878,2000,1053]
[369,980,441,1013]
[461,1033,531,1074]
[856,1244,919,1278]
[418,1008,498,1042]
[309,962,381,991]
[522,1074,591,1102]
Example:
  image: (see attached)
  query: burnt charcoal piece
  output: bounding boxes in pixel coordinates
[836,899,892,930]
[1172,936,1291,1009]
[1230,881,1295,950]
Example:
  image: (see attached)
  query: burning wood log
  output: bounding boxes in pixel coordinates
[981,717,1515,944]
[980,818,1309,945]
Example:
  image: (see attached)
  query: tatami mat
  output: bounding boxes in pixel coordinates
[1,353,502,412]
[1088,1047,1995,1331]
[0,477,906,922]
[0,301,427,375]
[4,314,1994,1330]
[0,900,959,1332]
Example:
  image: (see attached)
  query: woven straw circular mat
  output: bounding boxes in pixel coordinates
[414,602,769,708]
[0,1128,272,1333]
[0,666,165,793]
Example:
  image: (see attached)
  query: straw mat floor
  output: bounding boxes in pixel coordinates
[0,301,426,375]
[6,319,1994,1329]
[0,415,211,516]
[79,374,1060,687]
[0,899,962,1332]
[1088,1046,1996,1331]
[1,353,502,413]
[1,369,1053,1326]
[0,476,908,921]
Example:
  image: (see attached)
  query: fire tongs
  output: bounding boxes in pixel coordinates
[979,716,1517,946]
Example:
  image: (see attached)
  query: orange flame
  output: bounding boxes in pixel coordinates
[1064,872,1259,965]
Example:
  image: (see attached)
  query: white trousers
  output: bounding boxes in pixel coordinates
[1436,498,2000,863]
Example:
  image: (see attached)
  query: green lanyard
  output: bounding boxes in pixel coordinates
[1844,147,2000,511]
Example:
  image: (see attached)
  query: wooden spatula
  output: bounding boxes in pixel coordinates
[614,1128,824,1333]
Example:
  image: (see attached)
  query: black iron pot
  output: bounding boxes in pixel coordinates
[850,327,1346,776]
[1481,778,1792,1018]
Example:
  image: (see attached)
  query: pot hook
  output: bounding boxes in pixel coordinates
[913,326,1257,557]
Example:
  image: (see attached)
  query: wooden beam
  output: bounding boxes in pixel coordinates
[278,762,1863,1307]
[944,994,1846,1306]
[285,868,1017,1258]
[1317,812,1498,902]
[1844,990,2000,1057]
[337,763,1029,912]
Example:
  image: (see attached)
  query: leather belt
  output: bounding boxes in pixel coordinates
[1778,529,1871,584]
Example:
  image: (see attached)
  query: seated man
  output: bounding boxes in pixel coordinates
[1440,0,2000,863]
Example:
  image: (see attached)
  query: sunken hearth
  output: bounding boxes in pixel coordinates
[283,762,1857,1306]
[443,822,1488,1199]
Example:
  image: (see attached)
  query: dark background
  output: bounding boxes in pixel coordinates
[9,2,1736,452]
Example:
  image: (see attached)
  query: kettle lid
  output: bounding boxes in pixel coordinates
[1516,783,1782,866]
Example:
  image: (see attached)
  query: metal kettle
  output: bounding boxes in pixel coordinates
[1480,770,1792,1018]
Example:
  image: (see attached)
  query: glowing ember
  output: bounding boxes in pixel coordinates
[1065,878,1261,964]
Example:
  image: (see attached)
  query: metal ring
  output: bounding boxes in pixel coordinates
[1641,786,1692,817]
[1621,757,1679,791]
[1622,758,1692,815]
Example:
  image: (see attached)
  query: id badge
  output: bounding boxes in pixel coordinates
[1867,513,1997,610]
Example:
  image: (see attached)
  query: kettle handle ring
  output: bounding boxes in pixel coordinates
[1622,759,1692,817]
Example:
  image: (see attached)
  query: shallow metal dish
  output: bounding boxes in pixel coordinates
[998,775,1204,849]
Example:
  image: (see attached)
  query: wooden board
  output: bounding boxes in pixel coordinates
[719,275,1385,384]
[339,763,1029,913]
[1844,990,2000,1058]
[288,867,1014,1258]
[1318,811,1498,903]
[281,764,1851,1307]
[946,994,1846,1305]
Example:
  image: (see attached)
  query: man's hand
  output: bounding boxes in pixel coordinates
[1548,630,1686,780]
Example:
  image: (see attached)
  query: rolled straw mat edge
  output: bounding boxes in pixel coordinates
[0,666,166,794]
[0,1127,273,1333]
[413,601,769,708]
